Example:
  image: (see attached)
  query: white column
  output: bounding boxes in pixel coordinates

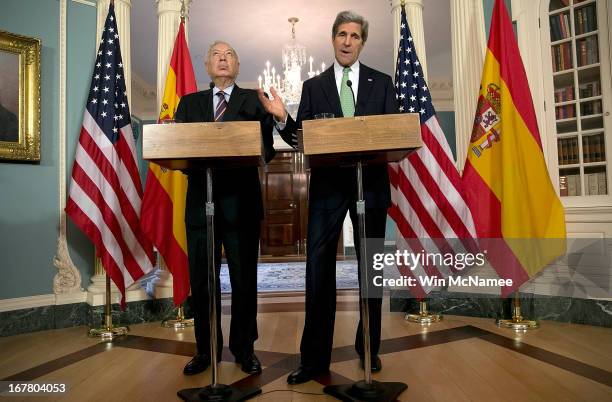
[156,0,187,109]
[54,0,83,296]
[450,0,486,170]
[97,0,132,105]
[391,0,428,81]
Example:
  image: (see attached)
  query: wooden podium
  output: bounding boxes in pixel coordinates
[143,121,263,402]
[299,113,421,402]
[299,113,421,166]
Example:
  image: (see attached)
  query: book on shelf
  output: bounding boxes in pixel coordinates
[598,172,607,195]
[575,4,597,35]
[555,86,574,102]
[559,175,568,196]
[577,36,599,67]
[579,80,600,98]
[558,137,579,165]
[552,43,573,72]
[583,134,605,163]
[584,135,590,163]
[581,100,602,116]
[585,172,608,196]
[566,174,580,196]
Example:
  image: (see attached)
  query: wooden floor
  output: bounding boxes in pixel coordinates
[1,294,612,401]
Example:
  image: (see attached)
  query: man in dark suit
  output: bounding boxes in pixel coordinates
[258,10,399,384]
[175,41,291,376]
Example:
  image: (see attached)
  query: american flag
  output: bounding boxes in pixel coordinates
[387,6,476,297]
[65,3,154,307]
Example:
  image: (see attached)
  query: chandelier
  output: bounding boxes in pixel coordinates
[258,17,325,118]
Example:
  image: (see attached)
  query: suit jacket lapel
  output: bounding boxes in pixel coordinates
[355,64,374,116]
[198,90,214,122]
[320,67,343,118]
[224,85,246,121]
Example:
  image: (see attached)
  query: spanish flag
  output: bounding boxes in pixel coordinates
[462,0,566,293]
[141,21,196,306]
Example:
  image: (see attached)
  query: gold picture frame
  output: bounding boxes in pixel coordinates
[0,30,41,162]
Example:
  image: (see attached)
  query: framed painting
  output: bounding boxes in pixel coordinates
[0,30,41,162]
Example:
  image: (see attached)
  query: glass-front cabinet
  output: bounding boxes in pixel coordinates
[544,0,611,202]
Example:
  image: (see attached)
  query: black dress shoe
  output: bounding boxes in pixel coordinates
[183,354,211,375]
[237,353,262,375]
[287,366,328,385]
[360,355,382,373]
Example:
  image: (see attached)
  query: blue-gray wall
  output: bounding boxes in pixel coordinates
[0,0,96,299]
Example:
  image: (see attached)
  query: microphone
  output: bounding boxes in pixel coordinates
[346,80,356,110]
[209,82,215,89]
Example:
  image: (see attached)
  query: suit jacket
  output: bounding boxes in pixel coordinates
[175,85,278,227]
[282,64,399,209]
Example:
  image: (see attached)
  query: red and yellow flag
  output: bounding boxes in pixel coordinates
[462,0,566,292]
[141,21,196,306]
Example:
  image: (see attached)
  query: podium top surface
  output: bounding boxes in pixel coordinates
[142,121,262,169]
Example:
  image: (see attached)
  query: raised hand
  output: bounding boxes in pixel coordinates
[257,87,288,123]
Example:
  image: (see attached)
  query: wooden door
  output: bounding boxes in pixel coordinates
[260,151,304,257]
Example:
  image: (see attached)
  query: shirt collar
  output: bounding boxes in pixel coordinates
[333,60,360,75]
[213,84,235,97]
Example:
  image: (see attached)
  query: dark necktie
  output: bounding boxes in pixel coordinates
[214,91,228,121]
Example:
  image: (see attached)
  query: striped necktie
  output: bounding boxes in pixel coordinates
[340,67,355,117]
[214,91,228,121]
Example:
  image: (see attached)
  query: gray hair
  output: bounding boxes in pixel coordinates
[205,40,240,63]
[332,10,369,43]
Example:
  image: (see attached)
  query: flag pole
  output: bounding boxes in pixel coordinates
[89,260,129,339]
[496,290,538,330]
[405,298,442,324]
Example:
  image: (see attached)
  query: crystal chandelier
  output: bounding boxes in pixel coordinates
[258,17,325,118]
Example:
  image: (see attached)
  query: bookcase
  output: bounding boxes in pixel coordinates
[546,0,610,199]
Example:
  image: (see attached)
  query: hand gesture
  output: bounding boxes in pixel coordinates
[257,87,288,123]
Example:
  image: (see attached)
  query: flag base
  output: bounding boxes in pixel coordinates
[497,292,538,331]
[162,306,194,328]
[177,384,261,402]
[405,300,442,324]
[162,318,195,328]
[496,318,539,331]
[88,325,129,340]
[324,380,407,402]
[405,312,442,324]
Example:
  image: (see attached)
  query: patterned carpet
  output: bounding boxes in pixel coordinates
[220,260,359,292]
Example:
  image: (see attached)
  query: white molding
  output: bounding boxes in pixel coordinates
[56,291,88,305]
[0,290,173,312]
[565,206,612,223]
[0,295,57,313]
[71,0,96,6]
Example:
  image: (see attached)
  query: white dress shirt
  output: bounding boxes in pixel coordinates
[333,60,360,101]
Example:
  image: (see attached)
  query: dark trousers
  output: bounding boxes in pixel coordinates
[186,212,260,361]
[299,198,387,370]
